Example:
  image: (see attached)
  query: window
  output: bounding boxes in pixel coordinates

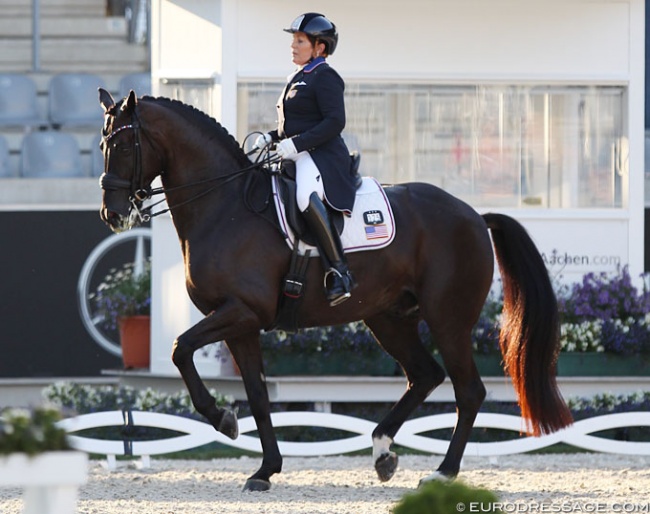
[238,82,627,209]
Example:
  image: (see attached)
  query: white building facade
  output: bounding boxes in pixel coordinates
[148,0,645,376]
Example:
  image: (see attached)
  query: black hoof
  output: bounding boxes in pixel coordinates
[243,478,271,492]
[375,451,398,482]
[218,409,239,440]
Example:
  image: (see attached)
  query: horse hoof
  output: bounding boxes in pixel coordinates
[418,471,453,487]
[375,451,398,482]
[243,478,271,492]
[218,409,239,440]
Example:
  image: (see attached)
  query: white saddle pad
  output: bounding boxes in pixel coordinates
[272,176,396,256]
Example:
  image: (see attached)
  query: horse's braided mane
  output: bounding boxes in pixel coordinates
[138,95,251,166]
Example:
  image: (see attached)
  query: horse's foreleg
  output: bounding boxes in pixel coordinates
[365,315,445,483]
[226,335,282,492]
[171,300,260,440]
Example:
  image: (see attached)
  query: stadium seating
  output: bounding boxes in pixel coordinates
[21,131,86,178]
[0,73,44,128]
[48,73,107,128]
[0,134,15,177]
[119,72,152,98]
[91,133,104,177]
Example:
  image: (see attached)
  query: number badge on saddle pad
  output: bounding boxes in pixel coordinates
[363,210,390,240]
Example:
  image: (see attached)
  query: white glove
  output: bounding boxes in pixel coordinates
[254,133,273,150]
[276,137,299,160]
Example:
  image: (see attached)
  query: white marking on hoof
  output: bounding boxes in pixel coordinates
[419,471,453,486]
[372,435,393,462]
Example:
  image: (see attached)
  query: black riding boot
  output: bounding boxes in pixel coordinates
[303,192,356,306]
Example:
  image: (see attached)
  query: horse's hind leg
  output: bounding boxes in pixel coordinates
[364,314,446,482]
[424,325,486,482]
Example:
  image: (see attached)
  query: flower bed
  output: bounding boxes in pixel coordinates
[261,322,399,376]
[43,382,234,419]
[260,266,650,376]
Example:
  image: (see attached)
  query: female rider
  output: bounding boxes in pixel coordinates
[256,12,357,307]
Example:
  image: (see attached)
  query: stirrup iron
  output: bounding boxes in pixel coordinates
[324,268,353,307]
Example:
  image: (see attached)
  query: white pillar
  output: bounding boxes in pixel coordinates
[149,0,234,377]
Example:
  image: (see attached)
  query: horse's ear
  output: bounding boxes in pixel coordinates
[121,90,137,113]
[98,88,115,113]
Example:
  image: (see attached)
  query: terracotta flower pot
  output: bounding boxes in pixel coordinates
[119,315,151,369]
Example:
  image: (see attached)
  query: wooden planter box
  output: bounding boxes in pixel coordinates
[262,350,649,377]
[557,352,650,376]
[0,451,88,514]
[441,353,650,377]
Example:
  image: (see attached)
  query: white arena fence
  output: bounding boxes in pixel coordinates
[56,410,650,469]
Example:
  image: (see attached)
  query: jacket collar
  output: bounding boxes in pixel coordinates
[303,56,326,73]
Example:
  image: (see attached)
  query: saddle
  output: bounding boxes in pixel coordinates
[276,153,362,248]
[269,153,394,331]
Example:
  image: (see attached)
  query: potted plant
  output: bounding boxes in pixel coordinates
[0,406,88,514]
[91,259,151,368]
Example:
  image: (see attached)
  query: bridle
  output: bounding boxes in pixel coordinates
[100,109,153,222]
[100,108,278,223]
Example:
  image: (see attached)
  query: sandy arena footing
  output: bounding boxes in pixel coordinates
[0,453,648,514]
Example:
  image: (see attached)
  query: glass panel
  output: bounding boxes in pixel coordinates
[159,79,216,117]
[238,82,627,209]
[575,87,625,208]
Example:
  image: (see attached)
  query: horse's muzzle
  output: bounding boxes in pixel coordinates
[100,206,135,233]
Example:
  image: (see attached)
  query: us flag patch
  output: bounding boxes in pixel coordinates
[365,224,389,239]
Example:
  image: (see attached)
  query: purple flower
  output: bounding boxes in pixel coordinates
[92,260,151,332]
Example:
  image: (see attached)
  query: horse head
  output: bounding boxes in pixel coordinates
[97,88,161,233]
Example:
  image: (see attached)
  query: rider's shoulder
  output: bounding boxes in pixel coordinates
[311,64,344,85]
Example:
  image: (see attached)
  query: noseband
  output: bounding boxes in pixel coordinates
[100,113,153,222]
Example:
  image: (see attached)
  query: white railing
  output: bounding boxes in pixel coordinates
[57,410,650,470]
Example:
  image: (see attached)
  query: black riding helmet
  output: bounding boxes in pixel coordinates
[284,12,338,55]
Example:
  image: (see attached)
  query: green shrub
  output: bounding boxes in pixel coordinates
[0,407,71,455]
[392,480,501,514]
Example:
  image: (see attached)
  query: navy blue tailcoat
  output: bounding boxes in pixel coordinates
[270,58,356,213]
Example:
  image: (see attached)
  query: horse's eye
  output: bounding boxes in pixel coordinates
[111,143,130,154]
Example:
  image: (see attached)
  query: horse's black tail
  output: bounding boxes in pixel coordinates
[483,213,573,436]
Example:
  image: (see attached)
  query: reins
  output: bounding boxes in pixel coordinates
[141,161,264,221]
[101,109,281,222]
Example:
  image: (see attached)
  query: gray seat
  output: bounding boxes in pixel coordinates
[0,134,16,177]
[119,72,152,98]
[91,133,104,177]
[48,73,107,128]
[0,73,44,128]
[21,131,86,178]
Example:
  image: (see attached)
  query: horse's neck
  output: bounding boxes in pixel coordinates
[161,154,249,240]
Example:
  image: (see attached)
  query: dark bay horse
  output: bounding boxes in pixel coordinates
[97,89,572,491]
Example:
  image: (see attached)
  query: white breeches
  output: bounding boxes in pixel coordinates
[294,151,324,212]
